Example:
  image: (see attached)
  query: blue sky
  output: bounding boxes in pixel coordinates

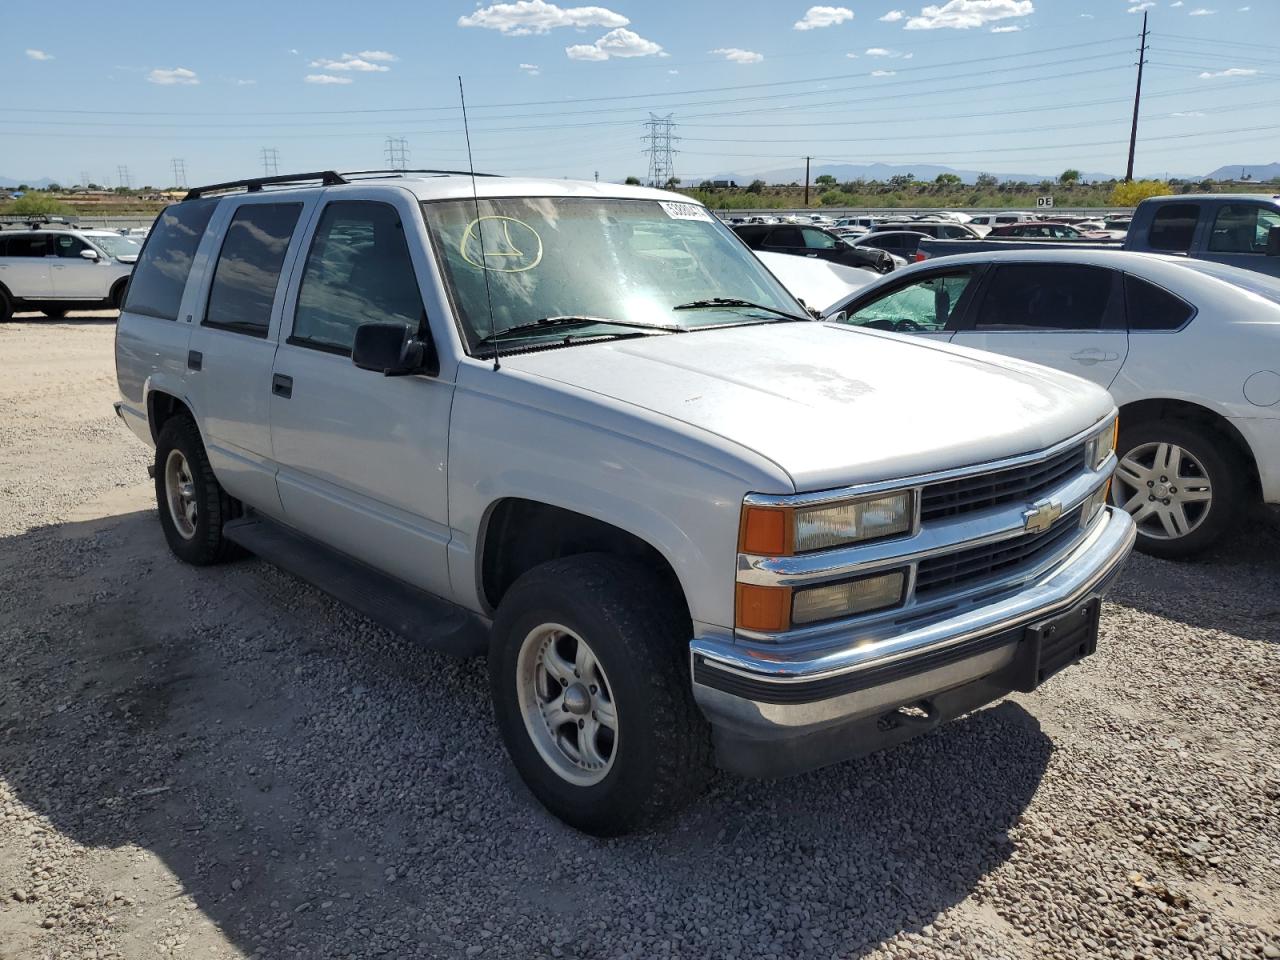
[3,0,1278,186]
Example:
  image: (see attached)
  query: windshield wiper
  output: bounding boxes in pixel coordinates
[474,315,685,348]
[672,298,812,323]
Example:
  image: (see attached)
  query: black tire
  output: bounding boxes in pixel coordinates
[489,554,712,836]
[43,307,67,319]
[110,281,128,311]
[1111,419,1246,559]
[153,416,240,565]
[0,288,12,323]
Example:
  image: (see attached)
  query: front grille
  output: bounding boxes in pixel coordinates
[921,444,1086,522]
[915,507,1083,598]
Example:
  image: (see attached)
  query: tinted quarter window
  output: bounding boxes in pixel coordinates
[974,264,1115,331]
[292,201,424,354]
[1,234,52,257]
[765,227,802,247]
[1147,203,1199,253]
[1208,203,1280,254]
[123,198,218,321]
[1124,274,1195,331]
[204,202,301,336]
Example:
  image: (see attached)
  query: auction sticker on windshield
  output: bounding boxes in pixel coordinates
[660,201,713,222]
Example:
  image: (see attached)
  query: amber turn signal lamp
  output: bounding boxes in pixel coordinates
[739,506,792,556]
[735,583,792,632]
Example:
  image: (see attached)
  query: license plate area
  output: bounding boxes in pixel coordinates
[1014,597,1101,692]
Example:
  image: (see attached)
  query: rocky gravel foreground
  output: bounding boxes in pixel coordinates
[0,315,1277,959]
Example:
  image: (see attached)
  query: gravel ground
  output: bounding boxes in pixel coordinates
[0,312,1278,960]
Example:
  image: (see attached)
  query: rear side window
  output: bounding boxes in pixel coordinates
[765,227,802,247]
[124,199,218,320]
[1124,274,1195,331]
[203,202,302,337]
[291,201,423,354]
[1147,203,1199,253]
[0,234,52,257]
[974,264,1117,331]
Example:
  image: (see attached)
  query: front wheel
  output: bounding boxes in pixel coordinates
[489,554,712,835]
[1110,420,1245,559]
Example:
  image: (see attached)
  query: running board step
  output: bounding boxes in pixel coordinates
[222,515,487,657]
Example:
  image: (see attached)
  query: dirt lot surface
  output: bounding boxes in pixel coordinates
[1,312,1278,960]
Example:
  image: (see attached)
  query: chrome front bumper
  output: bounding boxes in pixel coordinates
[690,505,1136,776]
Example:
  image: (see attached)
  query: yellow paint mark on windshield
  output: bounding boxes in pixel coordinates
[460,216,544,273]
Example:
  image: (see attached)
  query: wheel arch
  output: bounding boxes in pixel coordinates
[477,497,691,629]
[145,388,198,446]
[1117,397,1261,500]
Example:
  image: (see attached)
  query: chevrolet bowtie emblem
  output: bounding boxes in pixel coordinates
[1023,498,1063,534]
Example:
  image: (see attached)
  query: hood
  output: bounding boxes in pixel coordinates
[504,322,1113,492]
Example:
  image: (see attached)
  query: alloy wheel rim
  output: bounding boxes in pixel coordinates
[164,449,199,540]
[515,623,618,786]
[1111,441,1212,540]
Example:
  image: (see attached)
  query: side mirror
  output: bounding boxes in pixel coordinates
[828,310,848,324]
[79,248,99,261]
[352,321,436,377]
[1267,225,1280,257]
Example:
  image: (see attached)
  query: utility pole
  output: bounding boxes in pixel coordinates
[642,113,678,188]
[1125,11,1149,183]
[804,156,811,206]
[383,137,410,171]
[171,158,187,189]
[260,147,280,177]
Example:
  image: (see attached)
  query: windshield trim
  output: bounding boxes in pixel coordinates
[419,195,809,360]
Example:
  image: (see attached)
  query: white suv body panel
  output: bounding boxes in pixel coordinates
[0,228,133,307]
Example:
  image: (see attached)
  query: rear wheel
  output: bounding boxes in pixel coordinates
[154,416,240,565]
[489,554,712,835]
[1110,420,1244,559]
[110,281,127,311]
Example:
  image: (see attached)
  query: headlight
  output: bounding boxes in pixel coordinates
[792,569,906,625]
[1086,416,1118,471]
[741,491,914,556]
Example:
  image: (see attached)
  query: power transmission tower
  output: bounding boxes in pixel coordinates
[117,165,132,189]
[1125,11,1149,183]
[171,158,187,188]
[260,147,280,177]
[383,137,410,170]
[79,170,91,188]
[642,113,678,188]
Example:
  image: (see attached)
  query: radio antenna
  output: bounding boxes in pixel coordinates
[458,75,500,371]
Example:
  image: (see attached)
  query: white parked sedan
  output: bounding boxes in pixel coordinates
[824,249,1280,558]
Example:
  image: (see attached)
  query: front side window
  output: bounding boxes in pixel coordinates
[843,272,975,333]
[422,197,802,355]
[1208,204,1280,254]
[292,201,424,354]
[1148,204,1199,253]
[53,234,90,258]
[204,202,301,336]
[124,198,218,321]
[974,264,1115,331]
[802,228,838,249]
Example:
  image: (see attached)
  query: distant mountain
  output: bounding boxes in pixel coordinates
[685,161,1222,186]
[1201,162,1280,182]
[0,176,60,189]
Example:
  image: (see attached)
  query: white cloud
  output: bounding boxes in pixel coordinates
[845,52,859,58]
[460,0,628,35]
[25,49,54,61]
[667,68,679,74]
[1128,1,1154,9]
[905,0,1034,30]
[866,47,899,56]
[305,73,354,84]
[148,67,199,85]
[879,9,906,21]
[1170,1,1184,6]
[1189,6,1216,12]
[871,69,897,76]
[1080,12,1094,16]
[233,78,257,86]
[519,62,541,75]
[289,48,299,54]
[711,47,765,64]
[310,54,391,72]
[1171,110,1206,117]
[1238,5,1251,9]
[1198,66,1256,77]
[794,6,854,29]
[567,28,664,60]
[991,23,1021,31]
[357,50,398,62]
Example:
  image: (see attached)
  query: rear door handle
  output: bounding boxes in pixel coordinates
[271,373,293,398]
[187,350,202,371]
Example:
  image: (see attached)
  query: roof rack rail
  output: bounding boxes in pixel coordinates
[340,168,501,179]
[183,170,348,201]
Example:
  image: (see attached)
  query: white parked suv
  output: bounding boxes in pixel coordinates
[825,249,1280,558]
[0,225,138,320]
[114,171,1135,834]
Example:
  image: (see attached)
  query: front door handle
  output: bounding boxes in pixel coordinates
[187,350,202,371]
[271,373,293,399]
[1070,348,1118,365]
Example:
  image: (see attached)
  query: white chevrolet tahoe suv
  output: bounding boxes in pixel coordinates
[0,225,138,320]
[114,171,1135,835]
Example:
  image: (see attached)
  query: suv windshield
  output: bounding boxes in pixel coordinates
[421,197,803,354]
[92,234,142,259]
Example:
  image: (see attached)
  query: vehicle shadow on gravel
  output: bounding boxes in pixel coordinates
[0,505,1051,959]
[10,312,120,326]
[1106,508,1280,646]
